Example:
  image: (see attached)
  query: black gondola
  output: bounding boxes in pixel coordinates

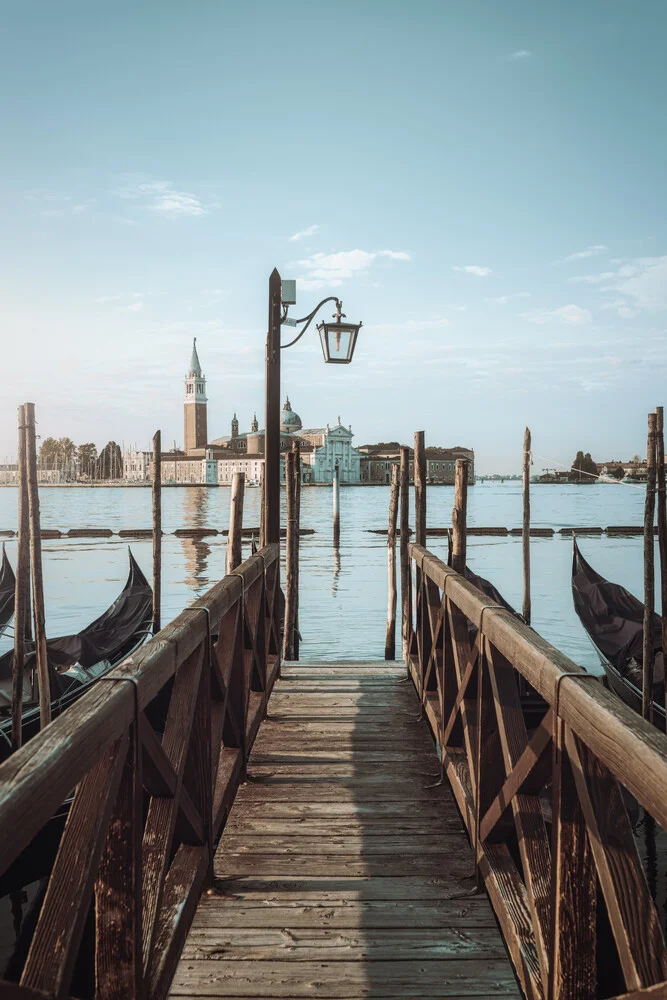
[571,537,665,729]
[0,548,153,759]
[0,545,15,637]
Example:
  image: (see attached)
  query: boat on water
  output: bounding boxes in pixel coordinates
[0,548,153,760]
[0,546,15,637]
[571,537,664,730]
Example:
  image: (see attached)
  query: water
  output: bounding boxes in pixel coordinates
[0,481,651,672]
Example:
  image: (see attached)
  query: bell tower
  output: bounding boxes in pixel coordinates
[184,338,208,453]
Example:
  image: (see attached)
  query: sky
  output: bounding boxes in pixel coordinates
[1,0,666,474]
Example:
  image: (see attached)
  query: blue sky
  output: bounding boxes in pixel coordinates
[1,0,665,472]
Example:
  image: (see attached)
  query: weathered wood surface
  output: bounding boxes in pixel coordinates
[643,411,657,720]
[0,544,282,1000]
[384,464,399,660]
[408,540,667,1000]
[169,661,520,998]
[153,429,162,634]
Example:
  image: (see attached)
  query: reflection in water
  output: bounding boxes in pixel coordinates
[181,489,211,592]
[331,547,341,597]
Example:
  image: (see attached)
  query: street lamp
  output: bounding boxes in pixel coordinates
[264,268,362,545]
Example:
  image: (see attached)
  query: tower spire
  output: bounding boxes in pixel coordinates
[189,337,202,376]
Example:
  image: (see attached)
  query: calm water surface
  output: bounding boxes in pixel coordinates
[0,481,651,671]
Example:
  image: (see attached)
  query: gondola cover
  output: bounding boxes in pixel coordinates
[0,545,15,634]
[0,549,152,699]
[572,537,663,696]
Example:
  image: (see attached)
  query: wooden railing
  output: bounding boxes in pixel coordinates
[407,543,667,1000]
[0,544,282,1000]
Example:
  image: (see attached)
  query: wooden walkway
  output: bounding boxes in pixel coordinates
[169,661,520,998]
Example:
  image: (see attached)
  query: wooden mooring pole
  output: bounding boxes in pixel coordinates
[259,465,266,550]
[657,407,667,723]
[152,430,162,634]
[643,411,657,722]
[414,431,426,547]
[452,458,468,575]
[399,446,411,662]
[283,451,297,661]
[227,471,245,574]
[333,463,340,548]
[12,405,30,750]
[292,440,301,661]
[385,464,400,660]
[24,402,50,729]
[523,426,531,625]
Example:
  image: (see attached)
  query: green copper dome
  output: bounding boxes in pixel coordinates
[280,396,302,433]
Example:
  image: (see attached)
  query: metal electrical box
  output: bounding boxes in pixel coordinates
[281,279,297,305]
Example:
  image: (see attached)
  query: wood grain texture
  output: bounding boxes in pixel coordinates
[169,662,520,999]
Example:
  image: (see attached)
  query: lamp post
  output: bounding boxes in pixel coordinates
[264,267,362,545]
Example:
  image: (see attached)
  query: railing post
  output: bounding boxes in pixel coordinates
[548,718,596,999]
[385,464,400,660]
[292,440,301,661]
[95,723,144,1000]
[452,458,468,575]
[400,446,411,664]
[283,451,297,661]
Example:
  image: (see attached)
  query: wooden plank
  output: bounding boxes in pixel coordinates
[183,900,499,930]
[22,737,129,997]
[487,643,552,990]
[225,800,452,818]
[479,709,553,843]
[214,854,475,878]
[217,834,468,855]
[180,926,511,961]
[169,959,520,996]
[95,726,143,1000]
[209,875,498,901]
[548,719,596,1000]
[222,817,462,836]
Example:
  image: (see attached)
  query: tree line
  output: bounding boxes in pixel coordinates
[38,437,123,480]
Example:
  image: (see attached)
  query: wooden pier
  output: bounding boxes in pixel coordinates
[170,660,519,998]
[2,537,667,998]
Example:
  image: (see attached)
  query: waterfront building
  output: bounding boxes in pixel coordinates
[123,449,153,482]
[121,341,471,487]
[358,443,475,484]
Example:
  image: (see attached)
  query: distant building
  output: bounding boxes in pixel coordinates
[131,342,364,485]
[358,443,475,484]
[123,450,153,481]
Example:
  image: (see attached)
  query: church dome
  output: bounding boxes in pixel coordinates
[280,396,302,433]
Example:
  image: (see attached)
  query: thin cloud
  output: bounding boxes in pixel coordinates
[509,50,531,60]
[295,248,410,290]
[115,176,213,218]
[522,304,592,325]
[486,292,530,305]
[127,301,144,313]
[558,245,608,263]
[289,224,319,242]
[453,265,492,277]
[573,256,667,316]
